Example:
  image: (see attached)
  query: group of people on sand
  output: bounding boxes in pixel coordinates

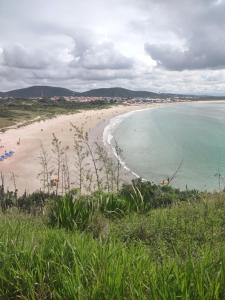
[0,150,15,161]
[0,138,20,162]
[0,138,17,162]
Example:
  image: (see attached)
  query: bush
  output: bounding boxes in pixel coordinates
[47,181,201,232]
[48,193,94,230]
[17,191,52,214]
[98,192,130,218]
[48,191,131,231]
[120,179,200,211]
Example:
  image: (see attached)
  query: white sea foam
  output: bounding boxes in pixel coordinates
[103,107,156,179]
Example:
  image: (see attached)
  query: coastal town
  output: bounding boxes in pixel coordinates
[0,94,195,104]
[48,95,194,104]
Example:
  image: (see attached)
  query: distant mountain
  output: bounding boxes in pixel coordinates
[0,86,160,98]
[1,85,223,99]
[3,86,78,98]
[81,87,159,98]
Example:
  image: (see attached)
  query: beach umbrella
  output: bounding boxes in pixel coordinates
[0,151,15,160]
[8,151,14,156]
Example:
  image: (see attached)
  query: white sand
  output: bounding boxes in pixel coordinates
[0,103,155,193]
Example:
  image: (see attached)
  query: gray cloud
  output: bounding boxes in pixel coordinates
[145,35,225,71]
[143,0,225,70]
[0,0,225,94]
[2,44,52,69]
[71,39,134,70]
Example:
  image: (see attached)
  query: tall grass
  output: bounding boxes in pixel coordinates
[47,180,200,232]
[1,197,225,299]
[48,191,94,230]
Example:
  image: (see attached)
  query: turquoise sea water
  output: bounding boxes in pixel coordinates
[110,102,225,191]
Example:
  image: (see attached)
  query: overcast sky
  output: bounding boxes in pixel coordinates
[0,0,225,95]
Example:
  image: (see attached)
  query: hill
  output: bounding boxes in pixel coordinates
[0,180,224,298]
[3,86,78,98]
[2,85,225,99]
[0,86,161,98]
[81,87,159,98]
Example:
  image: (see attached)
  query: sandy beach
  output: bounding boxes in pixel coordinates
[0,103,155,193]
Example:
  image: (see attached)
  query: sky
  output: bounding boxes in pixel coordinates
[0,0,225,95]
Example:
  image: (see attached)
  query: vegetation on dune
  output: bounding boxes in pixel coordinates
[0,97,116,130]
[47,182,199,231]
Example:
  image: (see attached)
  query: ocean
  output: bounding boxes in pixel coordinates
[104,102,225,191]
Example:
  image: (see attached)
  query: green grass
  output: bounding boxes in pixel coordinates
[1,193,225,299]
[0,98,114,130]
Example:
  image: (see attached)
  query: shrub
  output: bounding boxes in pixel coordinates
[120,179,200,211]
[48,193,94,230]
[98,192,129,218]
[17,191,51,214]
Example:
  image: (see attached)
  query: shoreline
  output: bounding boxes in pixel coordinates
[102,99,225,191]
[1,99,224,193]
[86,104,162,186]
[102,106,162,182]
[0,103,154,193]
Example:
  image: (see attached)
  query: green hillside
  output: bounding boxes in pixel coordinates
[0,180,225,299]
